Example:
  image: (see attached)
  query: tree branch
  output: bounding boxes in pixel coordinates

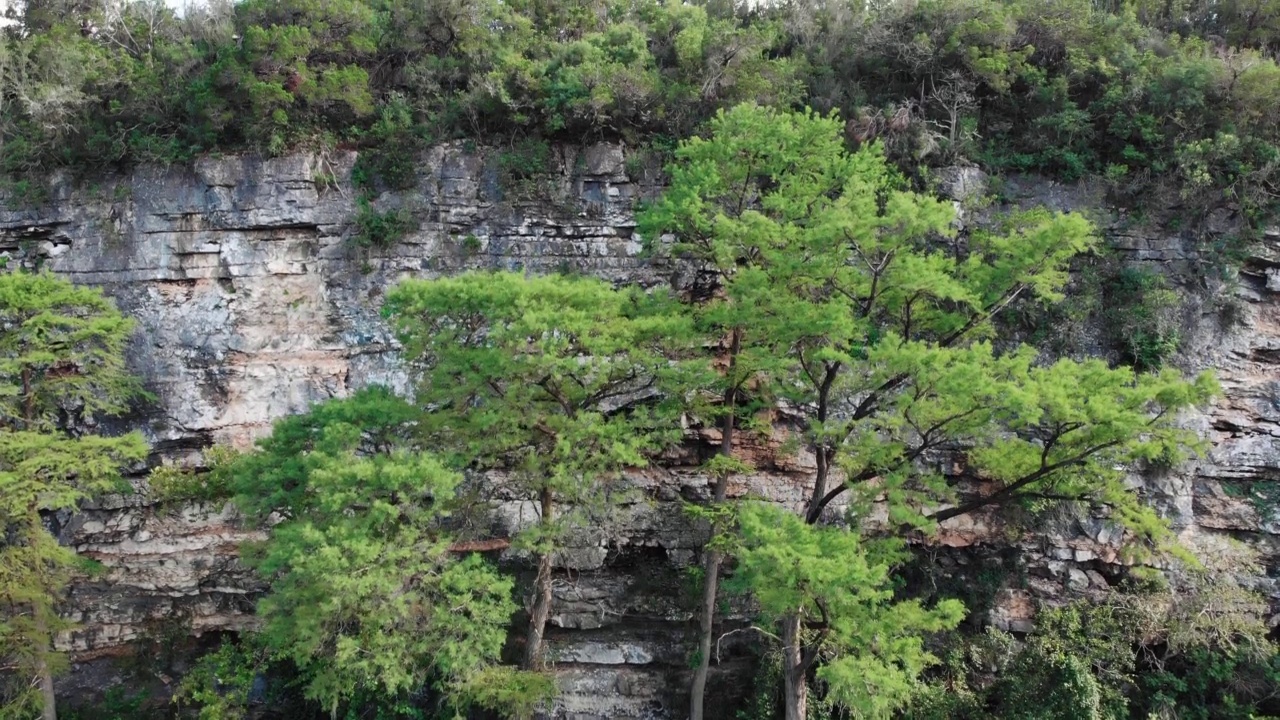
[928,440,1122,523]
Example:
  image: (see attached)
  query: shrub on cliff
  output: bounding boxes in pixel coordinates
[911,559,1280,720]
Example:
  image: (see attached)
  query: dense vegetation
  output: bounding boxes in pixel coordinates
[6,0,1280,237]
[4,0,1280,719]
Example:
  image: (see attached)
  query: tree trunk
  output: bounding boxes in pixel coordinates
[806,446,832,525]
[804,366,838,526]
[781,613,807,720]
[21,365,33,430]
[690,329,741,720]
[36,609,56,720]
[39,662,56,720]
[524,487,555,670]
[27,367,55,720]
[689,548,721,720]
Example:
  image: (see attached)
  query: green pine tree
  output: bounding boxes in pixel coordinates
[207,388,549,718]
[215,387,550,718]
[728,503,965,719]
[383,271,702,670]
[640,103,1217,720]
[0,271,147,720]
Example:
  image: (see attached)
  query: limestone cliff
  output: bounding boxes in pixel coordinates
[3,145,1278,719]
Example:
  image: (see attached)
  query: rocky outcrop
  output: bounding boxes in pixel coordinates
[5,146,1280,718]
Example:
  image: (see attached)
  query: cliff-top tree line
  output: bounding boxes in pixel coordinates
[6,0,1280,245]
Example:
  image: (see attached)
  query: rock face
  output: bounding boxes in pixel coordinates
[3,147,1279,718]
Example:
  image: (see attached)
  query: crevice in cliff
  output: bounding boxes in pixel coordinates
[1250,347,1280,363]
[141,220,322,237]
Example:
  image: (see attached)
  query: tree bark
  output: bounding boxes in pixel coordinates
[39,662,56,720]
[689,547,721,720]
[781,613,807,720]
[524,487,555,670]
[690,329,741,720]
[36,608,56,720]
[28,369,55,720]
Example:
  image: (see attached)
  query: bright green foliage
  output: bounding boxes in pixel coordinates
[454,666,558,720]
[641,103,1215,539]
[730,503,965,718]
[931,356,1217,540]
[0,271,144,428]
[640,103,1215,719]
[249,457,511,710]
[172,639,273,720]
[220,389,540,717]
[383,271,695,547]
[383,271,700,665]
[227,385,419,520]
[0,271,148,718]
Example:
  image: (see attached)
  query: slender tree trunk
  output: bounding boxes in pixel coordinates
[36,608,56,720]
[806,447,832,525]
[39,661,56,720]
[690,329,741,720]
[25,366,54,720]
[804,368,837,527]
[21,365,33,430]
[781,613,807,720]
[689,546,721,720]
[689,455,733,720]
[524,487,555,670]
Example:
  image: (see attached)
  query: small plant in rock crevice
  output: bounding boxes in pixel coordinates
[1102,266,1182,372]
[351,195,415,248]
